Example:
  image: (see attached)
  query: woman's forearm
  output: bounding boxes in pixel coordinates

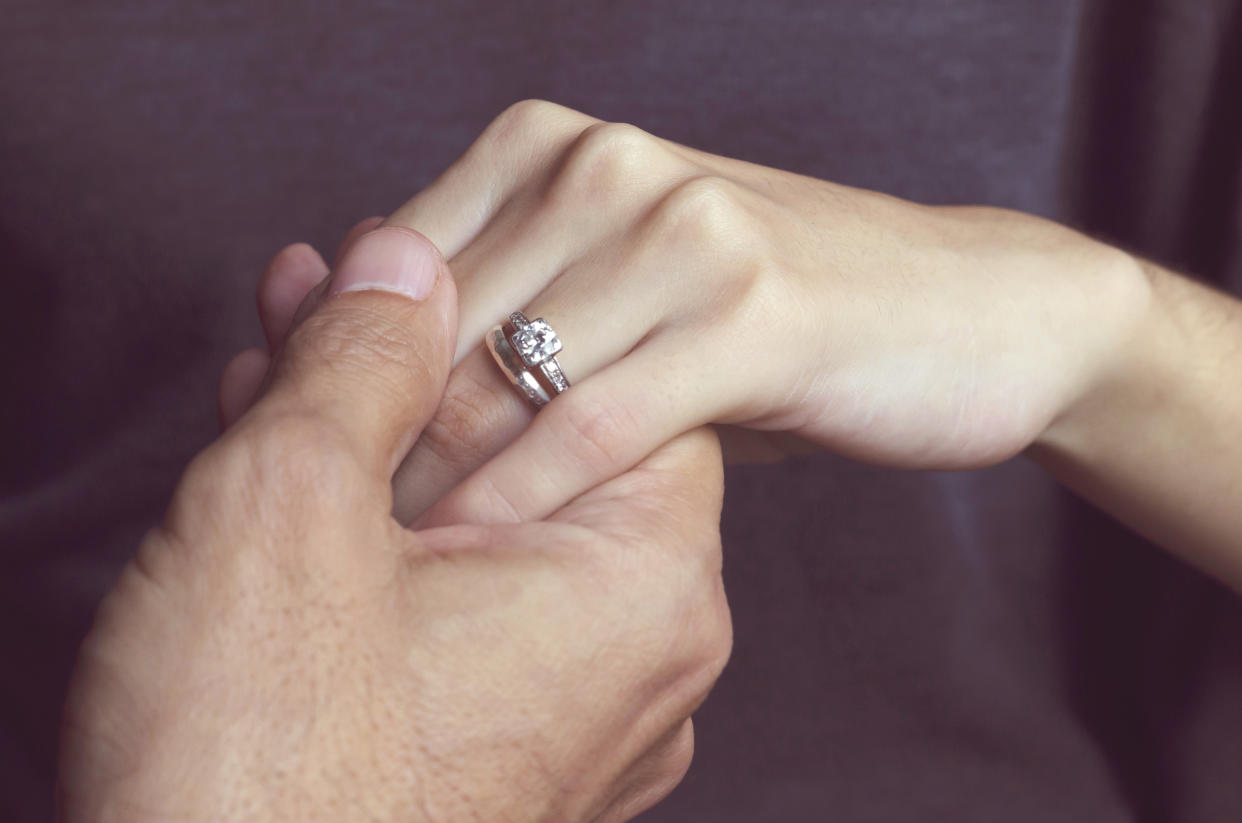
[1031,258,1242,589]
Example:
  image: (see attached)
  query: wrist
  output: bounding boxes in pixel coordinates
[1031,249,1162,459]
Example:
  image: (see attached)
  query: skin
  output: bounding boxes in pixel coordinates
[1029,261,1242,587]
[58,230,731,822]
[63,99,1242,821]
[231,100,1241,584]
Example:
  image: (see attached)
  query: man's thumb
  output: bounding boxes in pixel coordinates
[255,226,458,480]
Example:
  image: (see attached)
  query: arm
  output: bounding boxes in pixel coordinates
[1032,259,1242,588]
[225,100,1242,594]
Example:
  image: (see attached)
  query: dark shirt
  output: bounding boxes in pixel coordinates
[3,1,1239,819]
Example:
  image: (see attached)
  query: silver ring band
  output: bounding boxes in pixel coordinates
[486,311,571,409]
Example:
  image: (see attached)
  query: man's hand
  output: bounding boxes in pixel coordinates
[58,228,732,822]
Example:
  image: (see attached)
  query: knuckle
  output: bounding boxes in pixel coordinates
[718,258,794,329]
[417,371,505,471]
[546,121,661,205]
[646,175,753,252]
[661,535,732,681]
[657,722,696,791]
[619,724,695,819]
[554,393,639,470]
[483,98,582,154]
[490,98,565,135]
[702,575,734,673]
[167,442,253,536]
[290,303,440,397]
[467,472,526,524]
[673,577,733,696]
[642,176,794,322]
[166,415,364,540]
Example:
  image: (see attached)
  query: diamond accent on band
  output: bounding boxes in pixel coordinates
[511,317,563,367]
[540,358,570,394]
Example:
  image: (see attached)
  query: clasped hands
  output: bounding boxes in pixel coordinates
[58,100,1150,821]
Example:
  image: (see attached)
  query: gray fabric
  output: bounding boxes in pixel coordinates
[2,0,1240,819]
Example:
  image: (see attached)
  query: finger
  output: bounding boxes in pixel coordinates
[390,256,671,523]
[571,436,722,823]
[253,218,385,354]
[399,123,692,369]
[253,227,458,481]
[414,434,724,823]
[256,221,386,354]
[550,426,724,545]
[382,100,596,259]
[257,242,330,350]
[433,197,576,369]
[413,428,724,556]
[332,216,385,267]
[416,333,715,527]
[216,347,271,430]
[390,345,534,523]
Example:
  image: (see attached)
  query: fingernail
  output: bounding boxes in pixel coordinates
[330,226,439,301]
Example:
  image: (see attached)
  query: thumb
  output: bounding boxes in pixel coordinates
[253,226,458,481]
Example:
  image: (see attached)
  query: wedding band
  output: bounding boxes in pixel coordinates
[485,311,571,409]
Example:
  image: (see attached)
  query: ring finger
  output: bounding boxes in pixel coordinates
[390,235,677,523]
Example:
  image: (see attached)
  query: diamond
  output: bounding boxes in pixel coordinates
[511,318,562,366]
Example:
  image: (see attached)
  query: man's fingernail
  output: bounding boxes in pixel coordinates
[329,226,439,301]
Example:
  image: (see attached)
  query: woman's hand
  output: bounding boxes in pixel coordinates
[61,229,731,823]
[229,99,1150,526]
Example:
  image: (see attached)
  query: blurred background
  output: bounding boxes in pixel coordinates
[2,1,1240,820]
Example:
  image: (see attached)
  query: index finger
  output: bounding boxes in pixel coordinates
[382,99,595,259]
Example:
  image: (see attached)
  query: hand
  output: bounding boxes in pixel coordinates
[60,228,731,823]
[226,99,1149,527]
